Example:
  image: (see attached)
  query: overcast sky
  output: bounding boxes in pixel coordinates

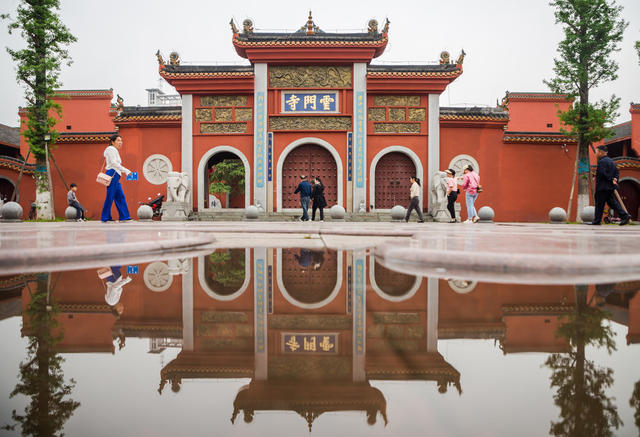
[1,0,639,128]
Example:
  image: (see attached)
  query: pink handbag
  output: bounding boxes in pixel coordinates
[96,159,112,186]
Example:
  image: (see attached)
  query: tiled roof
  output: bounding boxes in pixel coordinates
[368,64,461,78]
[440,106,509,121]
[114,106,182,122]
[0,124,20,148]
[506,92,570,101]
[0,156,35,174]
[236,31,386,43]
[604,121,631,144]
[503,131,577,144]
[53,89,113,98]
[56,132,117,143]
[160,65,254,79]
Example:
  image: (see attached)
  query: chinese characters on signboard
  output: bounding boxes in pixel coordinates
[282,92,338,113]
[283,333,338,354]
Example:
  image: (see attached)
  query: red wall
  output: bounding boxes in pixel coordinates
[507,99,571,132]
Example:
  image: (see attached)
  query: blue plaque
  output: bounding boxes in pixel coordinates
[126,172,138,181]
[127,265,139,274]
[281,91,339,113]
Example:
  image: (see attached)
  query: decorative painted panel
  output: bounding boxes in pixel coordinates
[368,108,386,121]
[281,91,338,113]
[373,123,421,134]
[408,108,426,121]
[235,108,253,121]
[389,108,406,121]
[200,123,247,133]
[195,108,212,122]
[200,95,247,106]
[269,116,351,131]
[269,65,352,88]
[215,108,233,121]
[282,333,339,354]
[373,95,420,106]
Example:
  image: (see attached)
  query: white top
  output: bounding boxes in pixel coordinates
[410,181,420,198]
[104,276,132,306]
[104,145,130,176]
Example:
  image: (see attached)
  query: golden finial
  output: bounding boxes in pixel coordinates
[155,50,165,66]
[307,10,314,35]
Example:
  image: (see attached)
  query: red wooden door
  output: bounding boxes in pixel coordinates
[281,249,337,304]
[375,152,416,209]
[282,144,337,208]
[619,180,640,221]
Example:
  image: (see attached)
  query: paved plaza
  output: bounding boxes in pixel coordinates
[1,220,639,283]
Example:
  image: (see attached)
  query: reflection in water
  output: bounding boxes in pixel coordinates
[3,274,79,435]
[205,249,246,296]
[546,285,621,436]
[282,249,336,304]
[373,260,415,297]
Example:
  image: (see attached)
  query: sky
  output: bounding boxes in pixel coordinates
[0,0,639,128]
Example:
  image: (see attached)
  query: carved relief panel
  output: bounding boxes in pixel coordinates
[269,65,352,88]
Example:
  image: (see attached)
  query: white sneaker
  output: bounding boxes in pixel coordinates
[472,216,479,223]
[463,219,472,223]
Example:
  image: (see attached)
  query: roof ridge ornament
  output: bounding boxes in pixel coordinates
[169,51,180,66]
[307,11,314,35]
[230,18,239,35]
[155,50,166,70]
[116,94,124,114]
[368,19,378,35]
[456,49,466,65]
[439,51,450,65]
[382,18,390,34]
[243,19,254,35]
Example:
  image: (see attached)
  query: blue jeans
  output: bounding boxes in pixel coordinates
[465,192,478,219]
[101,170,131,222]
[300,196,310,221]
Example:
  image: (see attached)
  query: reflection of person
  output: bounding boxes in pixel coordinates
[311,177,327,221]
[311,250,325,270]
[590,145,630,226]
[104,266,132,307]
[67,183,86,221]
[461,164,480,223]
[445,169,458,223]
[295,248,313,268]
[404,176,424,223]
[101,134,132,223]
[294,175,312,221]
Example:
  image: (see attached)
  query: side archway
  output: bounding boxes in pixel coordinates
[369,256,422,302]
[198,249,251,301]
[369,146,423,211]
[276,137,343,211]
[619,177,640,221]
[0,176,17,202]
[196,146,251,211]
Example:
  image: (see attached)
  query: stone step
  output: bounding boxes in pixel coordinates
[189,210,434,222]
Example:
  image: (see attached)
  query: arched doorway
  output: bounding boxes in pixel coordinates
[619,179,640,221]
[370,258,422,301]
[0,177,16,202]
[374,152,416,209]
[198,248,250,301]
[281,144,337,209]
[204,151,246,208]
[279,248,340,308]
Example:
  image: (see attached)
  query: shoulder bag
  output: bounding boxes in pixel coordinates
[96,158,112,186]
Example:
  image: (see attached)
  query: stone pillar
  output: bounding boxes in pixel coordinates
[181,94,193,207]
[428,94,440,214]
[352,63,367,213]
[254,64,268,210]
[254,248,268,380]
[427,277,439,352]
[352,250,367,382]
[181,258,194,351]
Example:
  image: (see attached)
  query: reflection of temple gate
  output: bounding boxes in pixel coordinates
[374,261,416,297]
[281,249,337,304]
[619,180,640,221]
[374,152,415,208]
[282,144,337,208]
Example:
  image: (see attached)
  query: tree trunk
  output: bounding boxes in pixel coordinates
[576,142,591,222]
[35,155,54,220]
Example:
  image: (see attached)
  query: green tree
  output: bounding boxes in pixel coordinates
[2,0,76,219]
[209,159,245,198]
[545,0,627,221]
[545,285,621,436]
[635,40,640,64]
[3,274,80,435]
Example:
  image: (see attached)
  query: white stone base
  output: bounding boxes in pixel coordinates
[161,201,192,221]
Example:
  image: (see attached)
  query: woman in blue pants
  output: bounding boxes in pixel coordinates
[101,134,132,222]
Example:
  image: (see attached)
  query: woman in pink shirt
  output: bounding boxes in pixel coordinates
[461,164,480,223]
[445,169,458,223]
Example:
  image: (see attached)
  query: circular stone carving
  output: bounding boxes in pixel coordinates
[65,206,78,220]
[137,204,153,221]
[143,154,172,185]
[143,262,173,292]
[447,279,477,294]
[477,206,494,223]
[1,201,23,221]
[448,154,480,183]
[581,206,595,223]
[330,205,345,220]
[549,207,567,223]
[391,205,406,221]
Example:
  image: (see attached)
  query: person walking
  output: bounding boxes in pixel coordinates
[445,169,458,223]
[404,176,424,223]
[101,134,132,223]
[311,176,327,221]
[461,164,480,223]
[294,174,312,221]
[67,183,87,221]
[589,145,630,226]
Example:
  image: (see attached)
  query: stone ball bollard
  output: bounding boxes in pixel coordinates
[581,206,595,224]
[0,201,23,222]
[330,205,345,221]
[477,206,495,223]
[245,205,259,220]
[549,207,567,223]
[65,206,78,221]
[391,205,406,222]
[137,204,154,221]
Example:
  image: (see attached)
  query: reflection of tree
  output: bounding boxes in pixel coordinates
[3,274,80,435]
[631,381,640,432]
[546,285,621,436]
[207,249,245,293]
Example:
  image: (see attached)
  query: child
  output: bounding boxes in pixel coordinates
[67,183,87,221]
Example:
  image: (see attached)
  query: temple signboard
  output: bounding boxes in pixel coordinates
[282,91,338,113]
[282,333,339,354]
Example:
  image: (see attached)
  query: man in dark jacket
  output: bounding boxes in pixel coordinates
[294,174,312,221]
[590,145,630,226]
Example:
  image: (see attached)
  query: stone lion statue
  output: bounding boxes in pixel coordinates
[167,171,190,203]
